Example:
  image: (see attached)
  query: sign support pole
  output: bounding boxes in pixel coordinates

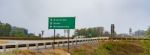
[53,29,56,50]
[67,29,70,53]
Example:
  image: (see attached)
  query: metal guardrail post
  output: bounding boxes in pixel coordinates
[76,40,78,45]
[89,39,91,44]
[52,42,54,49]
[36,43,38,50]
[98,39,100,46]
[96,39,98,43]
[77,40,79,45]
[72,41,74,46]
[44,42,46,49]
[79,40,81,44]
[3,45,6,52]
[92,39,94,43]
[15,44,19,49]
[86,39,88,43]
[88,39,90,43]
[96,39,97,42]
[93,39,95,44]
[58,42,60,47]
[26,44,29,49]
[83,40,85,43]
[63,42,65,46]
[91,39,93,44]
[91,39,92,44]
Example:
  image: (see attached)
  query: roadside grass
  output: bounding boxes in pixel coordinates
[0,49,38,55]
[69,44,97,55]
[104,41,143,55]
[140,40,150,55]
[0,49,69,55]
[70,40,144,55]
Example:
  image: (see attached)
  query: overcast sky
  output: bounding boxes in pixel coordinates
[0,0,150,37]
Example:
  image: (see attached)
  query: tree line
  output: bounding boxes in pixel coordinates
[73,27,111,38]
[0,21,35,37]
[73,24,150,38]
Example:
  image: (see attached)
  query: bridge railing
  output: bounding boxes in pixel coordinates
[0,37,149,52]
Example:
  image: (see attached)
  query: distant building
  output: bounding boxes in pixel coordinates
[117,33,130,37]
[134,30,145,37]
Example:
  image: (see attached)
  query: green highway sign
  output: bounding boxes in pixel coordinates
[48,17,75,29]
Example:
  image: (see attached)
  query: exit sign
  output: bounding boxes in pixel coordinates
[48,17,75,29]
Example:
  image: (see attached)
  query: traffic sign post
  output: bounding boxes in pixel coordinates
[48,17,75,53]
[53,29,56,49]
[67,29,70,53]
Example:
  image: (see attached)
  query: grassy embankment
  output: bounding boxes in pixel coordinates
[1,40,150,55]
[70,40,150,55]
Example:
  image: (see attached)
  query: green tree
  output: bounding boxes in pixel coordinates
[74,27,104,38]
[0,23,4,36]
[4,23,11,36]
[146,27,150,37]
[0,22,11,36]
[10,27,28,37]
[86,28,93,37]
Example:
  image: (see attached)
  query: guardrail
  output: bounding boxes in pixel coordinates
[0,37,148,52]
